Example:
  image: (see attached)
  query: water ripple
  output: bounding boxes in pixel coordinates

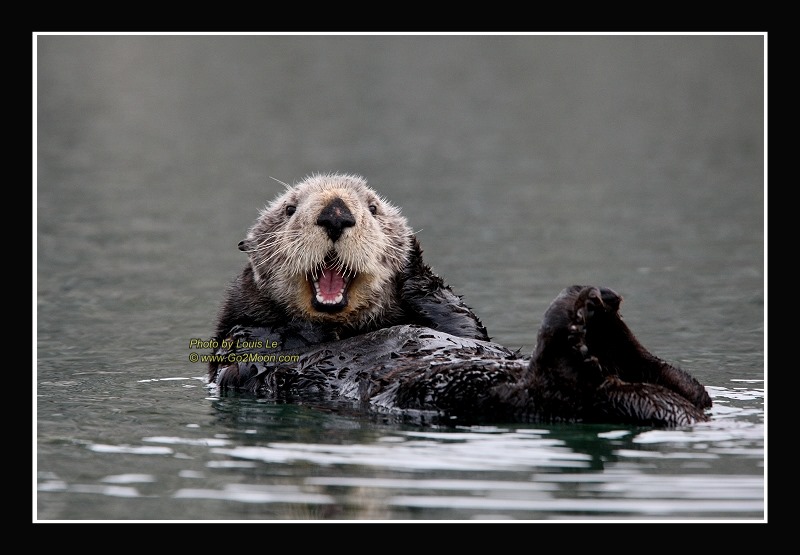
[386,495,763,515]
[211,431,589,472]
[174,484,335,505]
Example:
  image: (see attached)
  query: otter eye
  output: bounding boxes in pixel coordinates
[285,205,296,216]
[369,204,377,215]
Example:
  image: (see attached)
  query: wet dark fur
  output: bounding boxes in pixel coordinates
[209,179,712,428]
[210,286,711,427]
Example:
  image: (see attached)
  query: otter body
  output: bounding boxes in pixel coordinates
[209,173,711,427]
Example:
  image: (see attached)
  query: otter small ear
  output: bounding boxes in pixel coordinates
[238,239,250,252]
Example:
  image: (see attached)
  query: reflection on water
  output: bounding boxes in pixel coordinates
[37,382,763,520]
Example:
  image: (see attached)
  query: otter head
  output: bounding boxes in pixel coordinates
[239,173,413,326]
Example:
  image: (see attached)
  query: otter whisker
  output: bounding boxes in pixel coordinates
[268,176,292,189]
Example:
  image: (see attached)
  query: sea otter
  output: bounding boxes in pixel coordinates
[208,173,712,427]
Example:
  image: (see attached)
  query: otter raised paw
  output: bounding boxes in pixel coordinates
[529,285,711,425]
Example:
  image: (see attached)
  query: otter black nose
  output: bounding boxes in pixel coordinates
[317,197,356,242]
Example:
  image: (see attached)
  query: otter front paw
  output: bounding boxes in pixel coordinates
[567,287,602,354]
[567,286,623,371]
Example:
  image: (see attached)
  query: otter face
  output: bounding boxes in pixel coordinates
[239,173,413,326]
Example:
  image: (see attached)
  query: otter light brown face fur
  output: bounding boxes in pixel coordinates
[238,173,413,327]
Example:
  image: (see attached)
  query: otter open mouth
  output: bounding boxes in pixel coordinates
[308,260,354,313]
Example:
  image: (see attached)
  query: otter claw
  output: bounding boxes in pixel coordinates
[598,287,622,313]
